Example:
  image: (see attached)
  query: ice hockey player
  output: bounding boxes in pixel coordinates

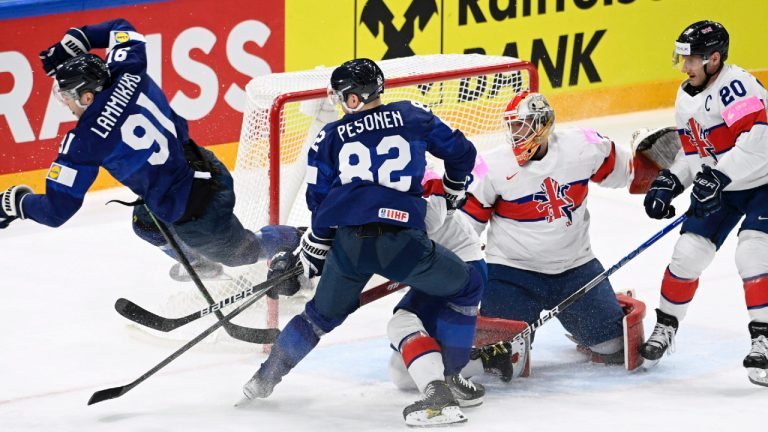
[638,20,768,386]
[462,91,646,369]
[385,163,530,419]
[240,58,484,427]
[0,19,300,288]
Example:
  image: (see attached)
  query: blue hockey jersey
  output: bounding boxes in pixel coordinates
[23,19,195,226]
[307,101,476,238]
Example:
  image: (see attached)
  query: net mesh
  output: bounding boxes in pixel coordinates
[151,54,535,343]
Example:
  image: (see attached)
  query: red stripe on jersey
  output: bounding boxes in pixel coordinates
[680,109,767,158]
[728,108,767,137]
[422,178,445,197]
[401,334,441,368]
[744,275,768,310]
[660,267,699,304]
[463,193,493,223]
[590,142,617,183]
[494,180,588,222]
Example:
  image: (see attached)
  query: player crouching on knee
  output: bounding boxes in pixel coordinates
[461,91,649,371]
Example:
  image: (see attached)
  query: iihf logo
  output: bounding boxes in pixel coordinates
[685,118,718,161]
[360,0,438,59]
[533,177,575,225]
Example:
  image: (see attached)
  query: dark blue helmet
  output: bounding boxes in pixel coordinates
[674,20,729,64]
[329,58,384,108]
[55,53,110,99]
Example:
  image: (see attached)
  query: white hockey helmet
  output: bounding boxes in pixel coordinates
[503,91,554,166]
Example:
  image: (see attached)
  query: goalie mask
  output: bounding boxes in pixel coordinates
[503,92,555,166]
[53,53,110,109]
[328,58,384,113]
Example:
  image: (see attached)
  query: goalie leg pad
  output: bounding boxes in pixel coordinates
[473,315,531,378]
[618,293,646,371]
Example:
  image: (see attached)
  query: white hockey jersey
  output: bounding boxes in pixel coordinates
[669,64,768,190]
[423,179,484,263]
[463,127,633,274]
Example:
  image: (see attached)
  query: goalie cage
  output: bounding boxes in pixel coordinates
[142,54,538,345]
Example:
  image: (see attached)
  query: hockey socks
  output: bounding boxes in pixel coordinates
[659,267,699,320]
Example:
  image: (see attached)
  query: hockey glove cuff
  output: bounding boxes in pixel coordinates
[39,28,91,76]
[690,165,731,218]
[442,174,468,217]
[643,169,684,220]
[0,185,33,229]
[266,250,302,299]
[296,230,333,279]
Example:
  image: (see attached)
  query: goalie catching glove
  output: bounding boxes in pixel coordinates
[39,28,91,76]
[0,185,33,229]
[442,174,468,217]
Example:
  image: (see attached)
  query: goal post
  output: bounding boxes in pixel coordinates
[140,54,539,344]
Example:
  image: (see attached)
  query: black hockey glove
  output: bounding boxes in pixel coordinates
[689,165,731,218]
[442,174,468,217]
[296,229,333,279]
[39,28,91,76]
[0,185,33,229]
[266,250,301,299]
[643,169,684,219]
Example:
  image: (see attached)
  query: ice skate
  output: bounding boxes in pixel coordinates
[403,380,466,427]
[236,370,280,407]
[744,322,768,387]
[639,309,678,368]
[445,374,484,408]
[472,337,530,382]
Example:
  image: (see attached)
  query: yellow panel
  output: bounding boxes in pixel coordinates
[442,0,768,94]
[285,0,356,71]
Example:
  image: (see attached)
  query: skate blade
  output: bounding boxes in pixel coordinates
[234,396,254,408]
[405,406,467,427]
[641,358,661,370]
[456,397,483,408]
[747,368,768,387]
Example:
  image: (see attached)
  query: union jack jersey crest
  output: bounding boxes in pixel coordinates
[683,117,718,161]
[533,177,575,224]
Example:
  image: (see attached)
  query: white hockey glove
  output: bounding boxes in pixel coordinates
[442,174,468,217]
[295,230,333,279]
[0,185,33,229]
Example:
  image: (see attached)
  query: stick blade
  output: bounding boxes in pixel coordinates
[115,298,178,332]
[88,384,132,405]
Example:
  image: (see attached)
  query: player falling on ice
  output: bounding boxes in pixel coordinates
[240,58,484,427]
[638,20,768,386]
[0,19,300,287]
[462,91,647,369]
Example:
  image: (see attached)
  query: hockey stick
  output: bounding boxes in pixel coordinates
[483,214,687,348]
[87,266,303,405]
[145,206,276,344]
[115,277,409,333]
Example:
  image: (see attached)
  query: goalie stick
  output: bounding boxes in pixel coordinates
[115,277,409,333]
[87,266,303,405]
[478,214,687,351]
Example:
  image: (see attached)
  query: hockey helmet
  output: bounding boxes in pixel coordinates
[53,53,110,107]
[328,58,384,112]
[673,20,729,69]
[503,91,554,166]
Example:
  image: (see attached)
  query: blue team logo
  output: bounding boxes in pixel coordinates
[533,177,575,225]
[684,118,718,161]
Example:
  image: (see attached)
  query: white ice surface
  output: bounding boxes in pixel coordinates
[1,108,766,431]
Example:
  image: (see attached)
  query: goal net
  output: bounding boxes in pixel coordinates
[149,54,538,344]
